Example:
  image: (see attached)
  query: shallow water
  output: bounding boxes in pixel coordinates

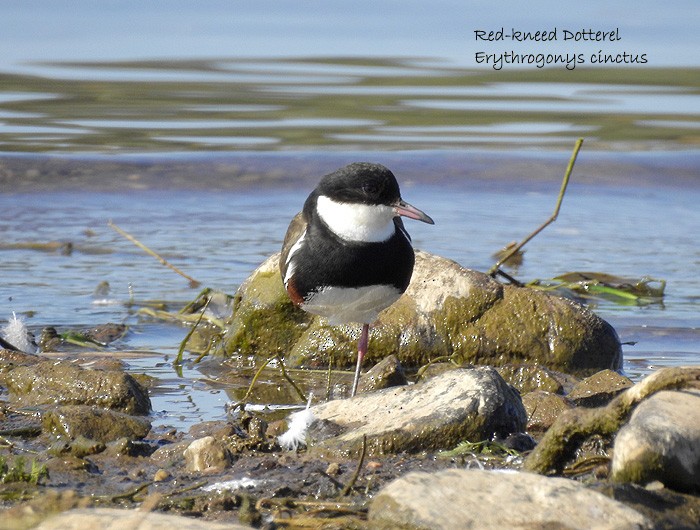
[1,152,698,430]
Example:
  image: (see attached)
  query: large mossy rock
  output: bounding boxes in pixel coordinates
[219,250,621,375]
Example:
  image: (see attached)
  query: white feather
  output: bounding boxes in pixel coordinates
[1,312,36,353]
[278,394,315,451]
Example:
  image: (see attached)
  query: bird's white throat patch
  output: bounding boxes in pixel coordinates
[316,195,395,243]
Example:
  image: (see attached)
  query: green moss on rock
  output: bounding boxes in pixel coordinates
[216,251,622,376]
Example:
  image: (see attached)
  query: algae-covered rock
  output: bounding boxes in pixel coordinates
[306,367,526,458]
[521,390,575,433]
[42,405,151,443]
[357,354,407,394]
[496,364,567,394]
[524,366,700,476]
[612,389,700,492]
[218,251,621,375]
[568,369,633,407]
[3,359,151,415]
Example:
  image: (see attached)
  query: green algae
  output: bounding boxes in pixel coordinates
[0,456,49,485]
[221,267,312,357]
[215,251,622,376]
[524,367,700,476]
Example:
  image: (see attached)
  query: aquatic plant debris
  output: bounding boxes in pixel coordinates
[531,272,666,305]
[488,138,581,284]
[108,220,200,288]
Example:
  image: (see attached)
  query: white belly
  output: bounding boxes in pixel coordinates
[301,284,402,325]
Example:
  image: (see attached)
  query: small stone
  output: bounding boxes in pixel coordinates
[496,364,564,394]
[366,461,383,471]
[153,469,171,482]
[415,362,458,381]
[67,435,106,457]
[150,440,190,466]
[357,354,408,393]
[521,391,575,433]
[568,369,633,407]
[103,437,135,457]
[325,462,341,476]
[183,436,231,473]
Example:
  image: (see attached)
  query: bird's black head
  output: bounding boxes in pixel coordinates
[315,162,401,206]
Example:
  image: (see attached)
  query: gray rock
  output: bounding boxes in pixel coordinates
[307,367,526,457]
[568,369,633,407]
[183,436,232,472]
[34,507,253,530]
[42,405,151,443]
[369,469,651,530]
[612,389,700,492]
[219,251,622,375]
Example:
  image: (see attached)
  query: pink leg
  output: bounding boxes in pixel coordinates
[351,323,369,397]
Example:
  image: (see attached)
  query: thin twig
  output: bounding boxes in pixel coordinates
[108,220,200,287]
[107,481,154,502]
[488,138,583,278]
[326,353,333,401]
[174,296,212,367]
[232,356,277,411]
[276,353,307,403]
[340,434,367,497]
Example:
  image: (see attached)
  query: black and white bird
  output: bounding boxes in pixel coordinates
[280,162,434,397]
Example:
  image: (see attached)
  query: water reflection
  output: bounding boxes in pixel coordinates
[1,58,698,153]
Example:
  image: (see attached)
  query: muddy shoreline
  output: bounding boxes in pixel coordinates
[2,150,699,194]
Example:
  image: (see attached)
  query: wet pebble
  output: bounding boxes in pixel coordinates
[184,436,232,473]
[42,405,151,443]
[567,369,633,407]
[521,390,575,433]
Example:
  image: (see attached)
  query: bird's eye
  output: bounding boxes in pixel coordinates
[362,181,381,195]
